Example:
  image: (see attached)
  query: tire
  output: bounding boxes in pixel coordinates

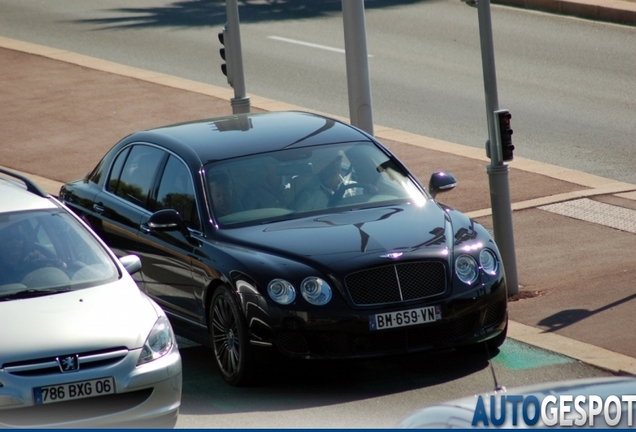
[209,285,256,386]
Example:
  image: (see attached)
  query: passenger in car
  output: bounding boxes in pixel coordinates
[0,227,27,285]
[242,160,292,210]
[0,225,59,285]
[208,171,240,218]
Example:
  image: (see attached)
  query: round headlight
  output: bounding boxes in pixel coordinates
[479,249,498,275]
[455,254,478,285]
[267,279,296,305]
[300,277,332,306]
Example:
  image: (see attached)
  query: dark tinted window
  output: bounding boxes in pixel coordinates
[106,146,130,194]
[114,145,164,209]
[204,142,425,226]
[155,155,200,229]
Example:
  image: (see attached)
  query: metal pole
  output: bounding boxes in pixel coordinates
[226,0,250,114]
[476,0,519,296]
[342,0,374,136]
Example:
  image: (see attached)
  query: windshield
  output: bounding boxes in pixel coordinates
[0,209,119,300]
[204,142,427,226]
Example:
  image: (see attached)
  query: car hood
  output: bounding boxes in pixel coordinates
[223,202,458,268]
[0,280,159,363]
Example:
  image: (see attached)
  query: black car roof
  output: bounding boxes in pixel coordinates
[124,111,373,163]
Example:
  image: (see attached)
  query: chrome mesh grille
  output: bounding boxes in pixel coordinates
[345,261,447,306]
[484,299,507,327]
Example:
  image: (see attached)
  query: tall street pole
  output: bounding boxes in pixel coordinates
[342,0,374,136]
[226,0,250,114]
[476,0,519,296]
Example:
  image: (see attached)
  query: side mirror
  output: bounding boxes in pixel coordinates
[119,254,142,275]
[428,171,457,199]
[147,209,189,236]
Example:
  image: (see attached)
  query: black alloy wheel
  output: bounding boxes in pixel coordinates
[210,285,255,386]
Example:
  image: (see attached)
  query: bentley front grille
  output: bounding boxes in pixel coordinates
[345,261,447,306]
[484,299,507,327]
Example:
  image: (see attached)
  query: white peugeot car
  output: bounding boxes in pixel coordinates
[0,168,182,428]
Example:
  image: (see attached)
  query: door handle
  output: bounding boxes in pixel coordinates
[93,203,105,214]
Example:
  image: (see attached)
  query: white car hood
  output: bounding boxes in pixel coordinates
[1,280,159,364]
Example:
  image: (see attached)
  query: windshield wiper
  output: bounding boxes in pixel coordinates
[0,287,72,301]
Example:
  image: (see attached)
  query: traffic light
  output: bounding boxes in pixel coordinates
[496,109,514,162]
[218,24,233,87]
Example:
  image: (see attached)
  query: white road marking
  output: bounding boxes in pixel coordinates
[268,36,373,57]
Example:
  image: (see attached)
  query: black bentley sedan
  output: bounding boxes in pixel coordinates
[60,111,508,386]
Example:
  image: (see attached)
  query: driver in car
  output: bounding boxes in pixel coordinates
[296,154,360,212]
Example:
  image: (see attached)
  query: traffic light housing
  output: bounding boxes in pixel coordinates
[218,24,233,87]
[496,109,514,162]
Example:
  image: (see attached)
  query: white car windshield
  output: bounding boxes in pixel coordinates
[205,141,427,226]
[0,209,119,299]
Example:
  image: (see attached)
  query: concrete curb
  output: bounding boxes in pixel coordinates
[509,321,636,376]
[495,0,636,26]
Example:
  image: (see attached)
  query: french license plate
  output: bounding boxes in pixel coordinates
[34,377,115,405]
[369,305,441,331]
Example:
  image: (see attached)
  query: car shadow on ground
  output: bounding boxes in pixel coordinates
[177,343,496,416]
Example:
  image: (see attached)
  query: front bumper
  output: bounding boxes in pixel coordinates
[0,345,182,428]
[248,278,508,360]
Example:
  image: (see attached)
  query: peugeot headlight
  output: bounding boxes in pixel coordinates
[300,277,332,306]
[137,315,175,365]
[268,279,296,305]
[479,249,498,275]
[455,254,478,285]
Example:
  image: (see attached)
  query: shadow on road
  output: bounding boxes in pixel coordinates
[177,344,493,416]
[72,0,432,29]
[538,292,636,332]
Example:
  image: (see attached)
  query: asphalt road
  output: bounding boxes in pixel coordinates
[174,339,612,428]
[0,0,635,183]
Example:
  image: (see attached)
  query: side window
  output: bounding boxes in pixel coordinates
[115,145,165,210]
[106,146,130,194]
[155,156,200,230]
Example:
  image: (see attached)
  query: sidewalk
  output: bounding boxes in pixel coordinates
[497,0,636,26]
[1,35,636,376]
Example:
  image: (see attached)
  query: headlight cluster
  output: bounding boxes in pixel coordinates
[137,315,176,365]
[267,277,332,306]
[455,248,499,285]
[267,279,296,305]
